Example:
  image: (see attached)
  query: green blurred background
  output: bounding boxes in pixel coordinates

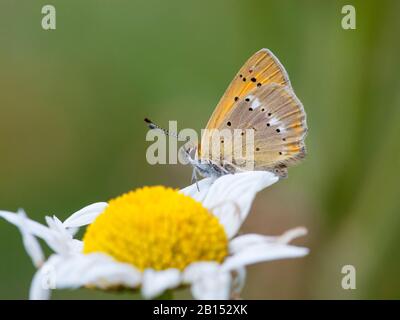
[1,0,399,299]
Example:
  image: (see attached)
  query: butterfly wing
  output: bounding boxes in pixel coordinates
[204,48,292,131]
[202,83,307,176]
[199,49,307,177]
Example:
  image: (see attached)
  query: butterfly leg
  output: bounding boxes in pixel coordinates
[191,167,200,192]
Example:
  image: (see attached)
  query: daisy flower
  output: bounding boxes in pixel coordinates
[0,171,308,300]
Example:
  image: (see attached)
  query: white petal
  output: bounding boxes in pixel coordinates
[63,202,108,228]
[229,234,277,254]
[0,210,54,242]
[79,256,141,289]
[45,216,75,255]
[55,253,142,289]
[276,227,308,244]
[45,215,66,234]
[180,177,214,203]
[30,270,51,300]
[229,227,308,254]
[183,261,220,284]
[29,255,62,300]
[29,253,141,299]
[191,272,231,300]
[231,267,246,298]
[183,262,231,300]
[201,171,278,238]
[1,204,108,257]
[70,239,84,253]
[141,268,181,299]
[17,209,45,268]
[184,263,231,300]
[0,209,79,256]
[222,243,309,271]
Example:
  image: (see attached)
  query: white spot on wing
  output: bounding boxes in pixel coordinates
[250,98,262,109]
[269,117,280,126]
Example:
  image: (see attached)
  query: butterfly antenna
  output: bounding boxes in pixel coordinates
[145,118,200,191]
[144,118,183,140]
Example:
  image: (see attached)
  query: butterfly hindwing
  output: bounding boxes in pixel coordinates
[205,83,307,173]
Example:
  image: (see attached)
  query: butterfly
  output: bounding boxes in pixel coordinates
[146,48,307,182]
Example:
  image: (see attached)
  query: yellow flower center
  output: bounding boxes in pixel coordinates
[83,186,228,271]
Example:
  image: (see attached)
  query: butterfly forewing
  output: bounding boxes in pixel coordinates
[204,48,292,130]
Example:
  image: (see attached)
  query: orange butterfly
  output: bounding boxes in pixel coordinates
[147,49,307,181]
